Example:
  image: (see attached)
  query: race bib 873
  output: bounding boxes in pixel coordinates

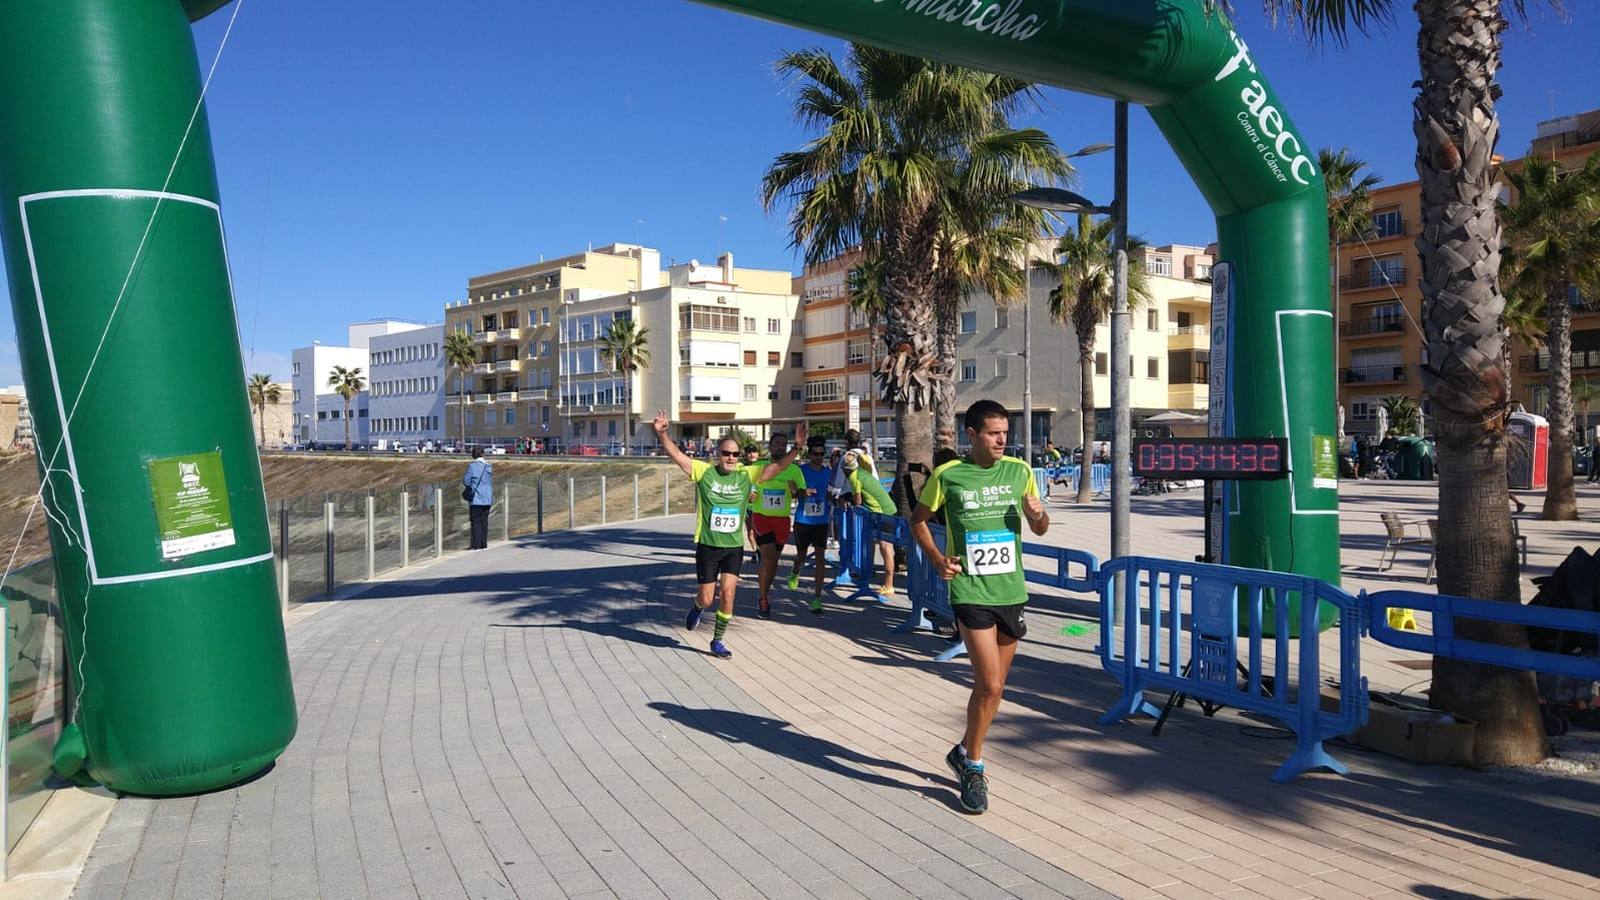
[710,506,742,533]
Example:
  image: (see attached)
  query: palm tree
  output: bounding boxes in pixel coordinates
[929,184,1054,449]
[597,315,652,454]
[326,366,366,450]
[762,44,1067,507]
[1243,0,1561,764]
[1044,213,1151,502]
[246,373,281,451]
[1321,147,1381,375]
[1499,151,1600,521]
[443,328,477,450]
[1381,394,1422,436]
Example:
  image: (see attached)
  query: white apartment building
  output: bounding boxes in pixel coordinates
[576,253,804,449]
[291,319,424,447]
[368,323,445,448]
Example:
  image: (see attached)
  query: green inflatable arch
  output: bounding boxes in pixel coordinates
[0,0,1334,795]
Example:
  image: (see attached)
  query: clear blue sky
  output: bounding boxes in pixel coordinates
[0,0,1596,385]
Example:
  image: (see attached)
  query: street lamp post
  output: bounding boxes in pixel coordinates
[1008,112,1129,564]
[1023,263,1033,466]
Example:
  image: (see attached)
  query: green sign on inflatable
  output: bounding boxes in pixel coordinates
[0,0,1337,794]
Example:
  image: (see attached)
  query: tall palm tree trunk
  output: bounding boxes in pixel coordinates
[343,398,352,450]
[257,400,267,450]
[1075,327,1096,504]
[459,369,468,449]
[1542,287,1577,519]
[881,217,940,514]
[933,297,959,449]
[1415,0,1546,764]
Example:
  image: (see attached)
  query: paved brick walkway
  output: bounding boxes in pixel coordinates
[71,524,1106,900]
[71,481,1600,898]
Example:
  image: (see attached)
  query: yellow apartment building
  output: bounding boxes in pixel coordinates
[1332,109,1600,435]
[444,243,661,447]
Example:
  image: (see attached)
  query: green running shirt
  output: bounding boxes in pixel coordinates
[744,461,807,518]
[690,459,752,548]
[917,456,1038,606]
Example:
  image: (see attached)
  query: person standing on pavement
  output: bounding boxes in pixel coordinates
[787,435,834,614]
[745,432,808,619]
[846,450,899,604]
[463,447,493,550]
[911,399,1049,814]
[654,410,805,659]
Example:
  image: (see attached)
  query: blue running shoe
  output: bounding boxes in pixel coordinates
[709,639,732,659]
[685,603,704,632]
[956,762,988,814]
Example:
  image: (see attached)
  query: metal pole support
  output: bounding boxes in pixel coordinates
[434,486,443,558]
[278,499,289,613]
[365,492,376,581]
[400,490,410,568]
[324,496,335,596]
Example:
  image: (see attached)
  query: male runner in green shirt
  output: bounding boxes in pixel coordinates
[911,400,1049,813]
[654,411,805,659]
[744,432,809,618]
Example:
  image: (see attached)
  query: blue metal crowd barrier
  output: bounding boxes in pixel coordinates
[823,501,1600,783]
[1038,464,1110,497]
[1365,590,1600,681]
[1097,557,1368,782]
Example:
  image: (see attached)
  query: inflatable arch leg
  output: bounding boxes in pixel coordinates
[0,0,295,795]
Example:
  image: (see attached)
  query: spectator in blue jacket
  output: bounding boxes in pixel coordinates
[463,447,494,549]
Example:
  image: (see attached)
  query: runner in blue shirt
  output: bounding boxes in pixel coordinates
[787,435,834,614]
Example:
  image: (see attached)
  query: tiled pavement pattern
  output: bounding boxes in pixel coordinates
[75,479,1600,899]
[72,525,1107,900]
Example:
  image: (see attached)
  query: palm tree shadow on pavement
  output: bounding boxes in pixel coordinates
[647,702,965,812]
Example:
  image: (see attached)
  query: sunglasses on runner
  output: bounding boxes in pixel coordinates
[719,450,740,457]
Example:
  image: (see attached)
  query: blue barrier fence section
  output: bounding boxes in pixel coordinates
[1365,590,1600,682]
[1097,557,1368,783]
[1038,464,1110,497]
[825,502,1600,783]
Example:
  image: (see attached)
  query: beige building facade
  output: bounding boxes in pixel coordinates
[250,381,295,449]
[446,245,803,449]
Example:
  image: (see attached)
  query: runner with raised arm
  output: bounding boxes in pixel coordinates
[654,410,806,659]
[787,434,833,613]
[910,400,1049,813]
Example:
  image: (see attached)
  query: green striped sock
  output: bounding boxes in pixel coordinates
[714,611,732,641]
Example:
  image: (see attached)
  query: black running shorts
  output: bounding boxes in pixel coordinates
[792,522,829,556]
[695,544,744,584]
[953,602,1028,641]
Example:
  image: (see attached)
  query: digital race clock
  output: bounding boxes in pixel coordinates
[1132,437,1289,480]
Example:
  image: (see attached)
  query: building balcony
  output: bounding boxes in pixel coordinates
[1340,267,1407,291]
[1167,383,1209,410]
[445,392,466,405]
[522,388,550,401]
[493,391,519,403]
[1519,351,1600,374]
[472,331,494,345]
[1342,365,1408,384]
[496,327,522,343]
[493,359,520,374]
[1340,219,1408,244]
[1340,317,1407,338]
[1166,325,1209,351]
[473,362,494,375]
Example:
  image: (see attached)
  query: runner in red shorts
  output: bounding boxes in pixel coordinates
[744,432,808,619]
